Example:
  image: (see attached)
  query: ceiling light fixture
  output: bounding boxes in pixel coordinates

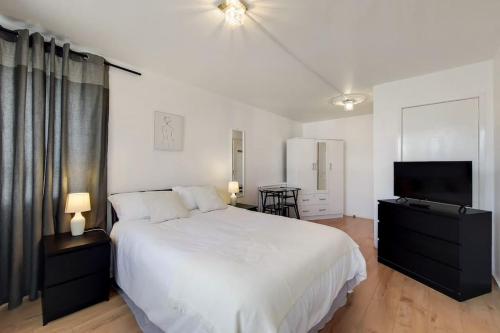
[330,94,367,112]
[343,99,354,111]
[218,0,247,26]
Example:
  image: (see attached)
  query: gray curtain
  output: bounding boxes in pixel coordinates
[0,30,109,309]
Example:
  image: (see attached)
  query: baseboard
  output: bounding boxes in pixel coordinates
[344,214,374,221]
[494,273,500,287]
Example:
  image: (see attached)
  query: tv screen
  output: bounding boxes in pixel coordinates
[394,161,472,206]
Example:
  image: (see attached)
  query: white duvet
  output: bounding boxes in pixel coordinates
[111,206,366,333]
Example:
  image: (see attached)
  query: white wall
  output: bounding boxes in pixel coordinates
[401,98,480,207]
[108,69,301,205]
[302,114,374,219]
[373,61,495,249]
[494,50,500,284]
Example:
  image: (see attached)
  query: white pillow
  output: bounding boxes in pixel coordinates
[192,186,227,213]
[108,192,149,221]
[172,186,198,210]
[142,191,189,223]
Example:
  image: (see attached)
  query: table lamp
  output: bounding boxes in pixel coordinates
[228,181,239,206]
[65,192,91,236]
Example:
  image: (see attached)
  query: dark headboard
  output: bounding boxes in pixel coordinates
[109,189,172,225]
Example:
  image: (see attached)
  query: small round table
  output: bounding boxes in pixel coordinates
[258,186,301,219]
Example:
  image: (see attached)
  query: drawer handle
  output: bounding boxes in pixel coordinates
[303,210,310,213]
[319,198,326,201]
[319,209,327,212]
[302,199,310,202]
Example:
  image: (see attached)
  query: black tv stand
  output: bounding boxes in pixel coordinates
[408,202,430,209]
[378,199,492,301]
[395,197,408,204]
[399,198,468,213]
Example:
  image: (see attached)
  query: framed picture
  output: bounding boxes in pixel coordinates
[154,111,184,151]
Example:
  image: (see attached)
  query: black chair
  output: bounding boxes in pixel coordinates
[262,191,282,215]
[282,188,300,219]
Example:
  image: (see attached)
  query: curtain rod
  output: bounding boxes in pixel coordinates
[0,25,141,76]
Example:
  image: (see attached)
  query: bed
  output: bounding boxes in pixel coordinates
[109,190,366,333]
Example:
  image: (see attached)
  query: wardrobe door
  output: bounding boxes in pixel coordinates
[287,139,316,194]
[327,140,344,214]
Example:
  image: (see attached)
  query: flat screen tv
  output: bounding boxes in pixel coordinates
[394,161,472,206]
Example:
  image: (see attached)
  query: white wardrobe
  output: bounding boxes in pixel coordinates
[286,138,344,219]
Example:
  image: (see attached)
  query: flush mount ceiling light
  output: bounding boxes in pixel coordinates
[218,0,248,26]
[330,94,367,112]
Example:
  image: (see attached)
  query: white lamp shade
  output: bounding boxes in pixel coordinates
[228,181,239,194]
[65,192,91,213]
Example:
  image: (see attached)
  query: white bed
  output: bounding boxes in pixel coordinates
[111,205,366,333]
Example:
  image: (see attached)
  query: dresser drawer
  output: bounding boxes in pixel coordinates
[42,271,109,324]
[298,194,314,205]
[315,205,330,215]
[300,205,330,217]
[379,222,460,268]
[379,240,460,291]
[299,206,315,216]
[299,193,329,205]
[378,203,459,243]
[44,243,110,287]
[314,193,329,204]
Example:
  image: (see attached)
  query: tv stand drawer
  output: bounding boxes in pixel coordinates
[379,222,460,269]
[379,240,460,291]
[379,202,459,243]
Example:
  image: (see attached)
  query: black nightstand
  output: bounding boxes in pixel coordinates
[41,230,110,325]
[234,203,258,211]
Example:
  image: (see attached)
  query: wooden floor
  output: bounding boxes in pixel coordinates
[1,216,499,333]
[317,217,500,333]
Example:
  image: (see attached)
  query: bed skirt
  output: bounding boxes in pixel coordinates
[119,277,357,333]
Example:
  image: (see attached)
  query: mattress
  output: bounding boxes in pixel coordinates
[111,206,366,333]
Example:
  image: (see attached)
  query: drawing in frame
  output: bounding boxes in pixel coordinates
[154,111,184,151]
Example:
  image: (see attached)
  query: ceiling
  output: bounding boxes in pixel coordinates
[1,0,500,122]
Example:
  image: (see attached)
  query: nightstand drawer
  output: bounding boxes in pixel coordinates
[44,243,110,287]
[42,271,109,324]
[235,203,258,211]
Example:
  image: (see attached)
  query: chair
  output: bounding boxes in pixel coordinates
[282,188,300,219]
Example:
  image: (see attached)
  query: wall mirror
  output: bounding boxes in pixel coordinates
[232,130,244,197]
[317,142,327,191]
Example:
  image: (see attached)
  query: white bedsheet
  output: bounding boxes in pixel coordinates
[111,206,366,333]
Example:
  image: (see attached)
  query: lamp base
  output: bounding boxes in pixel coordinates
[230,193,237,206]
[71,212,86,236]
